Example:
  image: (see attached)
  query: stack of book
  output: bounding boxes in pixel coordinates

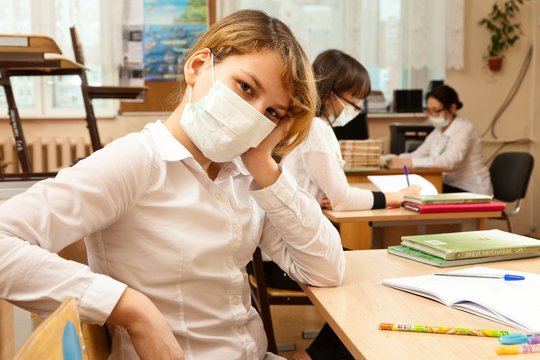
[402,192,506,213]
[388,229,540,267]
[339,139,382,170]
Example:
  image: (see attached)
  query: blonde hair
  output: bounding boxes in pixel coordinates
[179,9,317,156]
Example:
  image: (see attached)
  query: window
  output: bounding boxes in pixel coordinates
[217,0,464,107]
[0,0,123,118]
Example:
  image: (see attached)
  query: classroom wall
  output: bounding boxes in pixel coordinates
[1,0,539,237]
[446,0,539,237]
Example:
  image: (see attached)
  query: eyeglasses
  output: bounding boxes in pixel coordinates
[337,94,364,111]
[424,107,445,115]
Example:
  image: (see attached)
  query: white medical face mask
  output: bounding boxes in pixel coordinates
[326,95,361,127]
[429,115,450,128]
[180,53,277,163]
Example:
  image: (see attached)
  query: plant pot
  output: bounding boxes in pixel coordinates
[488,56,503,71]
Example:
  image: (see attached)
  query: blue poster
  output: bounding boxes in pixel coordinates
[143,0,207,81]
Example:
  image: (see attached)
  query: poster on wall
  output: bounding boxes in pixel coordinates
[143,0,207,81]
[121,0,145,88]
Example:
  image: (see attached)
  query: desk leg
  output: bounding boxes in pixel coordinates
[0,72,31,173]
[338,222,372,250]
[476,218,486,230]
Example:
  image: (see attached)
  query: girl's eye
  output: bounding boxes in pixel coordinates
[239,81,253,95]
[266,108,282,122]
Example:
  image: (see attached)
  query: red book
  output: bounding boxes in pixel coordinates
[402,201,506,214]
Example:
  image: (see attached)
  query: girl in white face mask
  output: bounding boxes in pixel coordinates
[386,85,492,195]
[0,10,346,360]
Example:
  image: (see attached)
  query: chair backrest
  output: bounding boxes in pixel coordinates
[69,26,85,66]
[249,248,311,353]
[14,298,87,360]
[490,152,534,203]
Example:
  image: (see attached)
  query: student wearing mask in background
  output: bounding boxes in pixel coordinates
[0,10,345,360]
[266,49,419,360]
[386,85,492,195]
[282,49,420,214]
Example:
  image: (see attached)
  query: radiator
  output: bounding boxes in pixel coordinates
[0,137,95,174]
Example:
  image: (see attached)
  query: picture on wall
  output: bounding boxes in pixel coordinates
[143,0,207,81]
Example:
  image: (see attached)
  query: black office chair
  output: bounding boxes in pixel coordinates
[489,152,534,232]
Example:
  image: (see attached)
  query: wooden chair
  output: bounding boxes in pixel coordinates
[14,298,87,360]
[23,300,111,360]
[69,26,148,151]
[249,248,312,354]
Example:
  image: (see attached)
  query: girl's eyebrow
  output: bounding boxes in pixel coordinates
[241,69,290,112]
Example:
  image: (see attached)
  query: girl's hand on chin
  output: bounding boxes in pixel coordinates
[241,118,291,169]
[241,118,292,188]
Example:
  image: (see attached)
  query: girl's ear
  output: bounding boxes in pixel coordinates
[449,103,458,115]
[184,49,212,86]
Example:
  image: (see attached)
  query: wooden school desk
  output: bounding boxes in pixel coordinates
[0,34,67,173]
[324,207,502,250]
[300,250,540,360]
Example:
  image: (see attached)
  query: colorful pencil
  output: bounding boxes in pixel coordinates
[378,323,510,337]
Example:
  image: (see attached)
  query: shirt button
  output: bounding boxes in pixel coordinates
[232,296,242,305]
[231,224,241,234]
[226,259,235,270]
[214,191,225,200]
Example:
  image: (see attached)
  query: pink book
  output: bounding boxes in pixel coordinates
[402,201,506,214]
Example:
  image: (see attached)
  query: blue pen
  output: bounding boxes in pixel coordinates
[403,165,410,186]
[433,273,525,281]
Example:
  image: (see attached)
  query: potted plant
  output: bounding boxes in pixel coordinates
[479,0,528,71]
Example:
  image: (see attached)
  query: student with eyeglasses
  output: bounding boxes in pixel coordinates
[281,49,420,215]
[386,85,492,195]
[259,49,419,360]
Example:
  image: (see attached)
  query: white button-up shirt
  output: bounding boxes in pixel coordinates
[400,117,493,195]
[281,117,376,210]
[0,120,345,359]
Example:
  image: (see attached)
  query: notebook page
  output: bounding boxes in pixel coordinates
[382,266,540,332]
[368,174,438,195]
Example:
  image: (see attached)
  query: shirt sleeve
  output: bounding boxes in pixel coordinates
[303,151,375,211]
[249,170,345,287]
[0,134,154,323]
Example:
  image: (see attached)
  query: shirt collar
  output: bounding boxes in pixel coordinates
[145,120,192,162]
[144,120,251,176]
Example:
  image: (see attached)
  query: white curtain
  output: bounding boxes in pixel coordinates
[216,0,464,69]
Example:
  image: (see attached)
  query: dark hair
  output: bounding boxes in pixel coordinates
[312,49,371,116]
[426,85,463,110]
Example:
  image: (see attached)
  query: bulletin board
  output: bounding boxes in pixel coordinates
[120,0,216,113]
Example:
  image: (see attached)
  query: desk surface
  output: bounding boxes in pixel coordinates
[324,207,502,223]
[300,250,539,360]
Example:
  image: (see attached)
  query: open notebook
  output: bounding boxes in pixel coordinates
[382,266,540,332]
[368,174,438,195]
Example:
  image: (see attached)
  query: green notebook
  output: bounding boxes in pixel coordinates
[403,192,493,205]
[401,229,540,260]
[387,245,540,267]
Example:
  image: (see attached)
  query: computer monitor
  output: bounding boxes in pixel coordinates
[389,123,434,154]
[332,112,369,140]
[392,89,423,113]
